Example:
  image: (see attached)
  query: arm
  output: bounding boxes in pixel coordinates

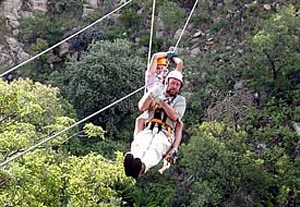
[172,120,184,149]
[138,92,153,112]
[161,96,186,122]
[172,57,183,72]
[160,101,179,121]
[147,52,168,74]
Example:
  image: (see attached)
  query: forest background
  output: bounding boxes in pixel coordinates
[0,0,299,206]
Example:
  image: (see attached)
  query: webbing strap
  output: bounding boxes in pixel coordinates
[148,118,172,137]
[149,95,177,136]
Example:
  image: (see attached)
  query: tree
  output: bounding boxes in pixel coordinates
[248,5,300,98]
[0,78,75,160]
[179,122,273,206]
[63,39,145,138]
[0,78,134,206]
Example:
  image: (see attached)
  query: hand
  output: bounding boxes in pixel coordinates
[154,94,166,104]
[150,84,164,98]
[167,51,178,60]
[166,148,178,165]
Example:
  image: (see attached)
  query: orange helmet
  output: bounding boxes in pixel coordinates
[157,57,168,66]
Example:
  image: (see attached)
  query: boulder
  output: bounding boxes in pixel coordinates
[5,36,30,62]
[28,0,48,13]
[190,47,201,57]
[86,0,99,8]
[59,42,70,57]
[192,30,204,38]
[82,4,95,17]
[174,29,190,42]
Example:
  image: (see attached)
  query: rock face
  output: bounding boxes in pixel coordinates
[28,0,48,13]
[0,0,37,66]
[0,0,23,32]
[6,36,30,62]
[85,0,99,8]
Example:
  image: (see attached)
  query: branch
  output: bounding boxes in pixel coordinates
[263,49,277,81]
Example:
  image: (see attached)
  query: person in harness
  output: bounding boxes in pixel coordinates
[133,50,183,139]
[133,50,184,170]
[124,70,186,179]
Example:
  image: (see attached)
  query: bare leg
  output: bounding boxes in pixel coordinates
[134,116,146,139]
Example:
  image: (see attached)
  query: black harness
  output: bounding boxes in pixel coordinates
[149,96,177,134]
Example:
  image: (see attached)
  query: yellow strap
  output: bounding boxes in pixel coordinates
[149,118,172,137]
[152,103,160,110]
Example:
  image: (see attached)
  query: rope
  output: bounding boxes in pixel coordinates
[174,0,199,51]
[0,85,146,168]
[145,0,156,95]
[0,0,133,77]
[147,0,156,66]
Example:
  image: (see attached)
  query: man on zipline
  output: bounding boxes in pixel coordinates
[133,50,184,141]
[124,53,186,179]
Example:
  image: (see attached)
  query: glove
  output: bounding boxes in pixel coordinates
[150,84,164,99]
[167,51,178,60]
[153,94,166,103]
[166,148,178,165]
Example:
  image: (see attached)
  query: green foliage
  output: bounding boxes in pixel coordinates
[239,95,300,205]
[2,1,300,206]
[132,173,177,207]
[0,78,72,131]
[0,150,64,206]
[180,121,272,206]
[158,1,186,38]
[18,13,64,46]
[0,151,133,207]
[84,123,105,139]
[118,2,141,31]
[209,20,229,32]
[29,38,49,53]
[248,5,300,96]
[0,79,134,206]
[62,152,133,207]
[63,39,145,138]
[138,35,165,52]
[0,78,75,159]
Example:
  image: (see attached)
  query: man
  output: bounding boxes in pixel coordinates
[124,70,186,179]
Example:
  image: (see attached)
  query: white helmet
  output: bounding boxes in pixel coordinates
[166,70,183,84]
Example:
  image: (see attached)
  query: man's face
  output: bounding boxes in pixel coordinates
[166,78,181,96]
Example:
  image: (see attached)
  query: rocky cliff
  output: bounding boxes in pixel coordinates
[0,0,106,67]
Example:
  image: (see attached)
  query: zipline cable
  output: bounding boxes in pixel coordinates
[0,84,146,168]
[174,0,199,51]
[147,0,156,66]
[0,0,133,77]
[145,0,156,95]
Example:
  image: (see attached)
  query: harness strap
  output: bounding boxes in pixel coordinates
[148,95,177,137]
[148,118,172,137]
[150,106,163,132]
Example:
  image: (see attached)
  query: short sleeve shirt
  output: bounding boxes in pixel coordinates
[146,95,186,130]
